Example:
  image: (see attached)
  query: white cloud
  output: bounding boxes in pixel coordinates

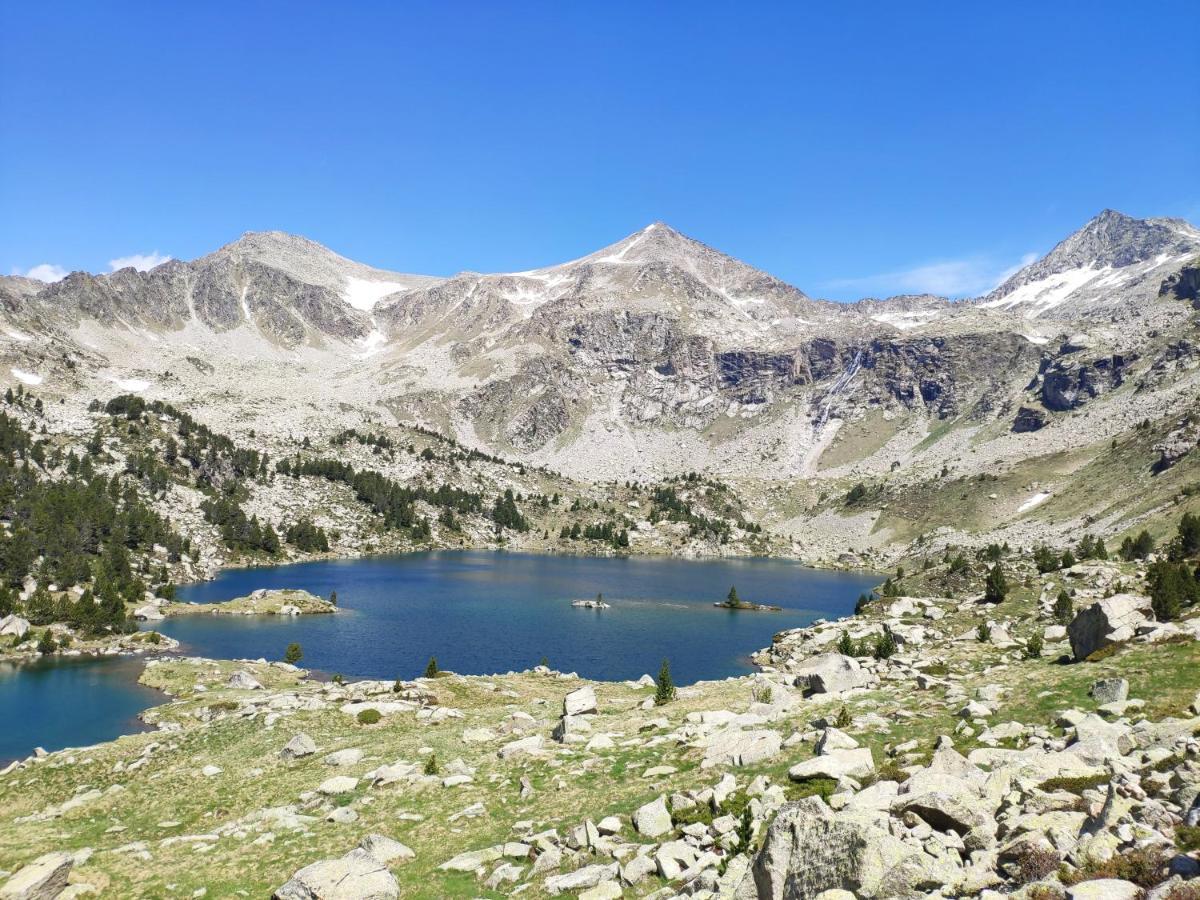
[108,251,171,272]
[16,263,69,283]
[825,251,1039,299]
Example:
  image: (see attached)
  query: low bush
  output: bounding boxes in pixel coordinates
[356,708,381,725]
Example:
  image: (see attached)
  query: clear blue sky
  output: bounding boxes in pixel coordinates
[2,2,1196,299]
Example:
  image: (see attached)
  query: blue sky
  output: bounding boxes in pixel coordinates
[1,2,1196,300]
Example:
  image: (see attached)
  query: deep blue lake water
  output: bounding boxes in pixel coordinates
[0,656,161,764]
[1,551,878,762]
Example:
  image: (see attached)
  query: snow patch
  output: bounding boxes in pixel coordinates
[1017,491,1052,513]
[344,277,408,311]
[1021,333,1051,345]
[11,368,43,386]
[982,266,1100,318]
[107,376,151,392]
[4,329,32,342]
[871,310,942,330]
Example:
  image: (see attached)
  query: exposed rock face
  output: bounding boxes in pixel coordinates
[1040,353,1134,411]
[1067,594,1154,660]
[0,852,73,900]
[272,848,399,900]
[790,654,867,695]
[1154,423,1200,472]
[1012,405,1048,433]
[563,685,597,717]
[736,797,945,899]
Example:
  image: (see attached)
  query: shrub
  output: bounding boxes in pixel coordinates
[423,753,438,775]
[36,631,56,654]
[1053,590,1074,625]
[1038,773,1110,794]
[284,642,303,665]
[835,706,852,728]
[1024,631,1043,659]
[1059,845,1169,887]
[423,656,439,678]
[1177,824,1200,852]
[1085,643,1122,662]
[873,627,897,660]
[977,622,990,643]
[1013,844,1062,885]
[983,563,1008,603]
[654,658,676,705]
[787,776,838,803]
[837,630,854,655]
[357,708,381,725]
[845,482,868,504]
[751,682,773,704]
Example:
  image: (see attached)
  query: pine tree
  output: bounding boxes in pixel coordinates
[284,642,303,665]
[1024,631,1043,659]
[654,658,676,706]
[873,626,897,660]
[983,563,1008,603]
[1053,590,1074,625]
[423,656,439,678]
[723,585,742,608]
[837,630,854,656]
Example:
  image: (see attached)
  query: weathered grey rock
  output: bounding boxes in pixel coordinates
[621,854,658,884]
[1065,879,1142,900]
[357,834,414,864]
[1090,678,1129,705]
[272,849,399,900]
[702,729,783,768]
[316,776,358,796]
[544,862,619,895]
[1068,594,1153,661]
[791,654,866,695]
[815,727,859,755]
[894,791,988,835]
[227,670,263,690]
[498,735,544,759]
[0,615,30,640]
[281,733,318,760]
[788,748,874,782]
[323,749,363,767]
[552,715,592,743]
[0,852,72,900]
[563,685,597,717]
[735,797,953,899]
[632,795,672,837]
[437,846,502,872]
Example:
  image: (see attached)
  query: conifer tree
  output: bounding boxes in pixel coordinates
[654,658,676,705]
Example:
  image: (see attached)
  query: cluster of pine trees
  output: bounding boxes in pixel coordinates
[0,410,182,634]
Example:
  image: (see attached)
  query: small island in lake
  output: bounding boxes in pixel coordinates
[572,592,611,609]
[163,588,338,617]
[714,585,781,612]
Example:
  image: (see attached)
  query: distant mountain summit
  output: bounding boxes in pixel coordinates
[982,209,1200,318]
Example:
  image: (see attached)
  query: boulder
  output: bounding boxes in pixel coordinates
[788,748,875,782]
[0,852,72,900]
[633,795,672,838]
[323,749,364,767]
[281,733,318,760]
[0,615,30,639]
[357,834,414,865]
[1090,678,1129,705]
[815,727,859,755]
[227,670,264,690]
[1065,880,1142,900]
[563,685,597,717]
[437,847,502,873]
[791,654,866,695]
[544,863,619,895]
[498,735,544,759]
[894,791,988,835]
[317,776,358,796]
[702,729,783,768]
[735,797,953,899]
[272,849,399,900]
[1067,594,1153,661]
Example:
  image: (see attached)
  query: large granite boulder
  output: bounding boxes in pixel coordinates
[0,852,72,900]
[791,654,867,695]
[788,748,875,782]
[735,798,956,898]
[702,729,783,768]
[272,849,399,900]
[563,685,597,717]
[1067,594,1153,660]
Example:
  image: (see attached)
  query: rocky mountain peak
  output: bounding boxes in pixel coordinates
[989,209,1200,301]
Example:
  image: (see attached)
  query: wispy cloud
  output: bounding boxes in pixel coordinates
[824,251,1039,299]
[14,263,69,283]
[109,251,171,272]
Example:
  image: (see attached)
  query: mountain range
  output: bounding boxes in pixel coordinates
[3,209,1199,563]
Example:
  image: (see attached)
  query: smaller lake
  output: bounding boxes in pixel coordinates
[161,551,878,684]
[0,656,162,765]
[1,551,878,763]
